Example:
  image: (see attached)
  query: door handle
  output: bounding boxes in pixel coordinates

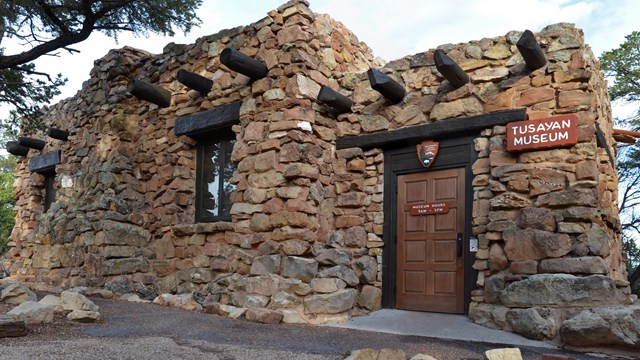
[457,233,463,257]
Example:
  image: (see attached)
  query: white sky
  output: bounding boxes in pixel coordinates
[1,0,639,119]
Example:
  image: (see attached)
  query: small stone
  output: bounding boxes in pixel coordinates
[483,44,511,59]
[484,348,523,360]
[67,310,101,323]
[359,115,389,133]
[263,88,286,100]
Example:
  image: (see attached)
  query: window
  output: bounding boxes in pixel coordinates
[44,172,56,211]
[195,131,236,222]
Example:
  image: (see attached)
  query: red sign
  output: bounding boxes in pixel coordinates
[416,141,439,168]
[409,202,450,215]
[506,114,578,152]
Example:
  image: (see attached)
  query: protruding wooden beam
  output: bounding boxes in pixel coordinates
[177,69,213,95]
[367,68,406,104]
[127,79,171,108]
[18,136,45,150]
[516,30,547,70]
[6,141,29,156]
[434,50,470,88]
[220,48,268,80]
[47,127,69,141]
[317,86,352,113]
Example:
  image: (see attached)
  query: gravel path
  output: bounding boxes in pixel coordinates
[0,298,621,360]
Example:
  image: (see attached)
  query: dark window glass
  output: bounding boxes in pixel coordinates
[196,132,236,222]
[44,172,56,211]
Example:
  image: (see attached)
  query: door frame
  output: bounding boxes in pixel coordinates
[381,135,477,314]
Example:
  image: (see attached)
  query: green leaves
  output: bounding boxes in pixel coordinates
[600,31,640,103]
[600,30,640,292]
[0,155,15,254]
[1,0,202,134]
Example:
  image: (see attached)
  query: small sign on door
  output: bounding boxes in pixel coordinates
[469,237,478,252]
[408,201,450,215]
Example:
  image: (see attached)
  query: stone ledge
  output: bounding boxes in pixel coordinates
[171,222,234,236]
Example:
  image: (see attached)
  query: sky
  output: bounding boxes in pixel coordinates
[1,0,639,119]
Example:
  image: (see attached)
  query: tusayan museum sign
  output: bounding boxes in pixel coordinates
[506,114,578,152]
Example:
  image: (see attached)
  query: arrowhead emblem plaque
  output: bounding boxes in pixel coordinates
[416,141,439,168]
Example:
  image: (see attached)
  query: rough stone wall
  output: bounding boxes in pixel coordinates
[334,23,632,343]
[5,0,385,323]
[3,0,634,344]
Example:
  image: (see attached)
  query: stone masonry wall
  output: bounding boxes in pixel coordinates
[331,22,633,344]
[4,0,635,345]
[5,0,386,323]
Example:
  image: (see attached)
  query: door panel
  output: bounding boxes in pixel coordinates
[396,168,465,313]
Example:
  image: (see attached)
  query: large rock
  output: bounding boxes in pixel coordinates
[7,301,54,325]
[317,265,359,286]
[503,229,571,261]
[60,290,99,312]
[501,274,628,308]
[316,249,351,265]
[304,288,357,314]
[67,310,101,323]
[539,256,607,274]
[281,256,318,282]
[101,257,148,275]
[517,208,555,232]
[357,285,382,310]
[561,305,640,348]
[153,293,203,311]
[250,255,281,275]
[39,294,64,313]
[506,308,557,340]
[98,220,151,246]
[355,256,377,283]
[245,308,283,324]
[1,284,37,305]
[535,189,596,207]
[0,314,27,337]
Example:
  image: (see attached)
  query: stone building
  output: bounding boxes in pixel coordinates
[4,0,638,349]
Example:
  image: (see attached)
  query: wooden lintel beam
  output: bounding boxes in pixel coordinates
[6,141,29,156]
[29,150,61,174]
[18,136,45,150]
[220,48,268,80]
[177,69,213,95]
[367,68,406,104]
[516,30,547,70]
[127,79,172,108]
[317,86,352,113]
[434,50,470,88]
[174,101,241,138]
[336,108,527,150]
[47,127,69,141]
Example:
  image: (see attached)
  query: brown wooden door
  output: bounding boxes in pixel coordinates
[396,168,465,313]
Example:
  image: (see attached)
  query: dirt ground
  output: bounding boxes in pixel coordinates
[0,298,631,360]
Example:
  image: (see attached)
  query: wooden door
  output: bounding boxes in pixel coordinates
[396,168,465,313]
